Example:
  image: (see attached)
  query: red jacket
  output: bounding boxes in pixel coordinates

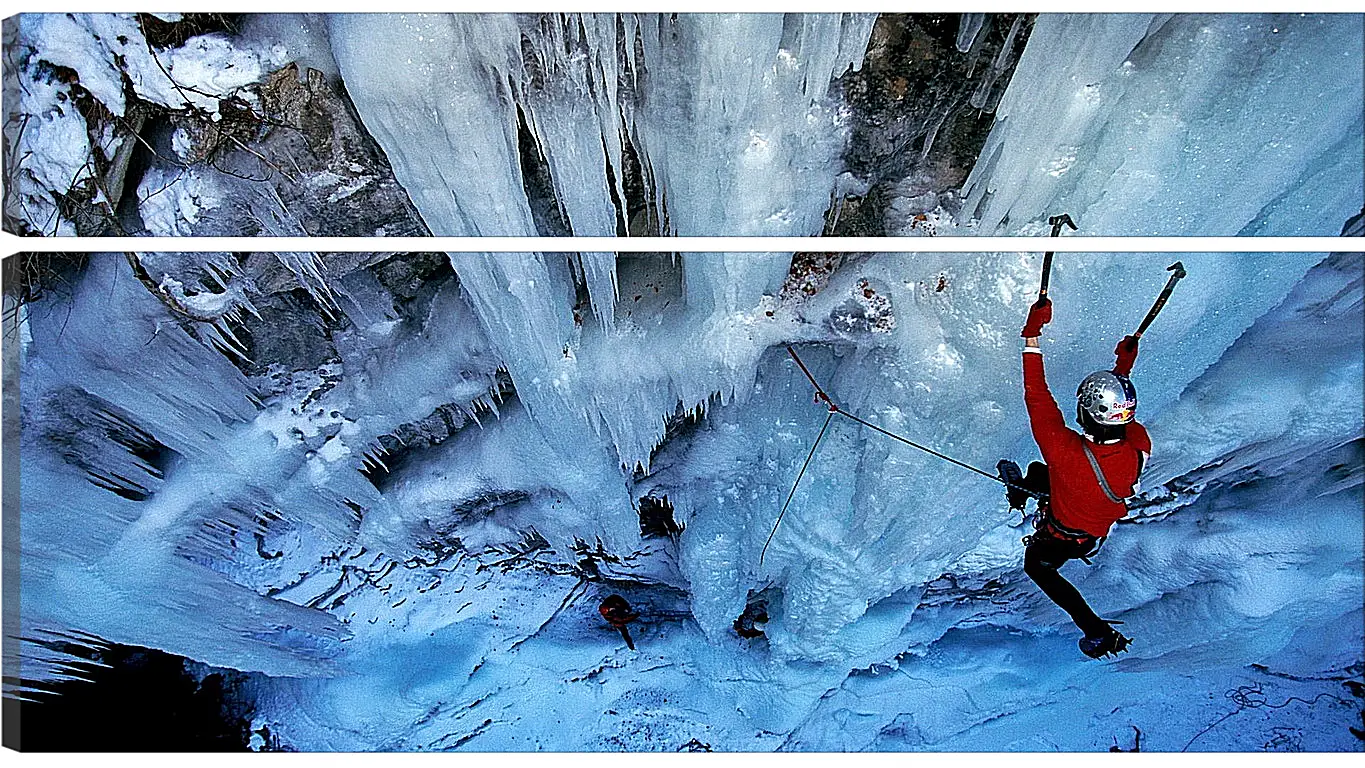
[1023,350,1151,538]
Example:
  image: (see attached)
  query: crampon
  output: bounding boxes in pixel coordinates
[1079,622,1132,659]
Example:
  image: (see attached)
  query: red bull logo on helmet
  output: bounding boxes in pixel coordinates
[1106,401,1135,423]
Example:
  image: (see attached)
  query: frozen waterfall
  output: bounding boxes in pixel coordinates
[9,250,1362,750]
[322,13,1361,239]
[328,13,876,238]
[4,8,1364,753]
[5,12,1359,238]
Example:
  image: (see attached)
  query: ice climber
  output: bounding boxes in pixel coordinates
[599,594,638,650]
[1003,297,1150,659]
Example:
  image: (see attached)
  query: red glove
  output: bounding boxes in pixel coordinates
[1113,335,1139,376]
[1020,298,1052,338]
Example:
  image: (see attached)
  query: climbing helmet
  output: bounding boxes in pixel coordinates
[1076,370,1137,426]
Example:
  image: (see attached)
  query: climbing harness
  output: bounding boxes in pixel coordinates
[1023,511,1106,564]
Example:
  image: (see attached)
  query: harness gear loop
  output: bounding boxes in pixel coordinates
[1023,510,1106,563]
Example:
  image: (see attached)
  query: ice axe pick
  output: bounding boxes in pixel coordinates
[1134,261,1187,339]
[1038,213,1077,300]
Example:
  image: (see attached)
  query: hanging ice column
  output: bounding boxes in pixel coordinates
[625,14,874,236]
[326,15,531,237]
[328,13,876,237]
[448,253,794,475]
[960,14,1365,236]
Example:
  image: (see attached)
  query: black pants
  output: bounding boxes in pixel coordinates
[1018,462,1107,637]
[1024,535,1107,637]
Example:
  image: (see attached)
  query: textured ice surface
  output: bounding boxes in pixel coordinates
[17,258,345,679]
[961,14,1365,236]
[327,12,1361,237]
[243,13,340,84]
[1144,254,1364,487]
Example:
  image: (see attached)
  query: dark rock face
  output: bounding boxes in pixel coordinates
[9,642,255,752]
[364,371,517,489]
[370,252,453,303]
[239,64,431,238]
[233,252,457,384]
[236,286,339,380]
[829,13,1033,236]
[515,105,573,238]
[165,62,432,239]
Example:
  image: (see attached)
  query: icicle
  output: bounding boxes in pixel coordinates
[461,402,484,428]
[970,15,1024,110]
[956,14,987,53]
[369,450,389,473]
[993,15,1024,71]
[274,252,340,321]
[576,252,619,333]
[327,14,533,237]
[837,13,878,74]
[200,318,252,363]
[332,13,874,239]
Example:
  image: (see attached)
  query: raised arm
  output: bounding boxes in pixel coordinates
[1023,345,1070,456]
[1021,299,1070,457]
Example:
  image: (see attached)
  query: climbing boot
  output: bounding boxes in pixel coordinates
[1079,622,1132,659]
[997,459,1031,510]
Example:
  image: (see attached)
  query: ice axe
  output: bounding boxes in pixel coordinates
[1133,261,1187,338]
[1037,213,1077,300]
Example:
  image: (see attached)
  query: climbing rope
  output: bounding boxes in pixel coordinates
[759,408,835,566]
[1181,683,1352,752]
[786,345,1045,499]
[761,345,1048,565]
[836,408,1014,487]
